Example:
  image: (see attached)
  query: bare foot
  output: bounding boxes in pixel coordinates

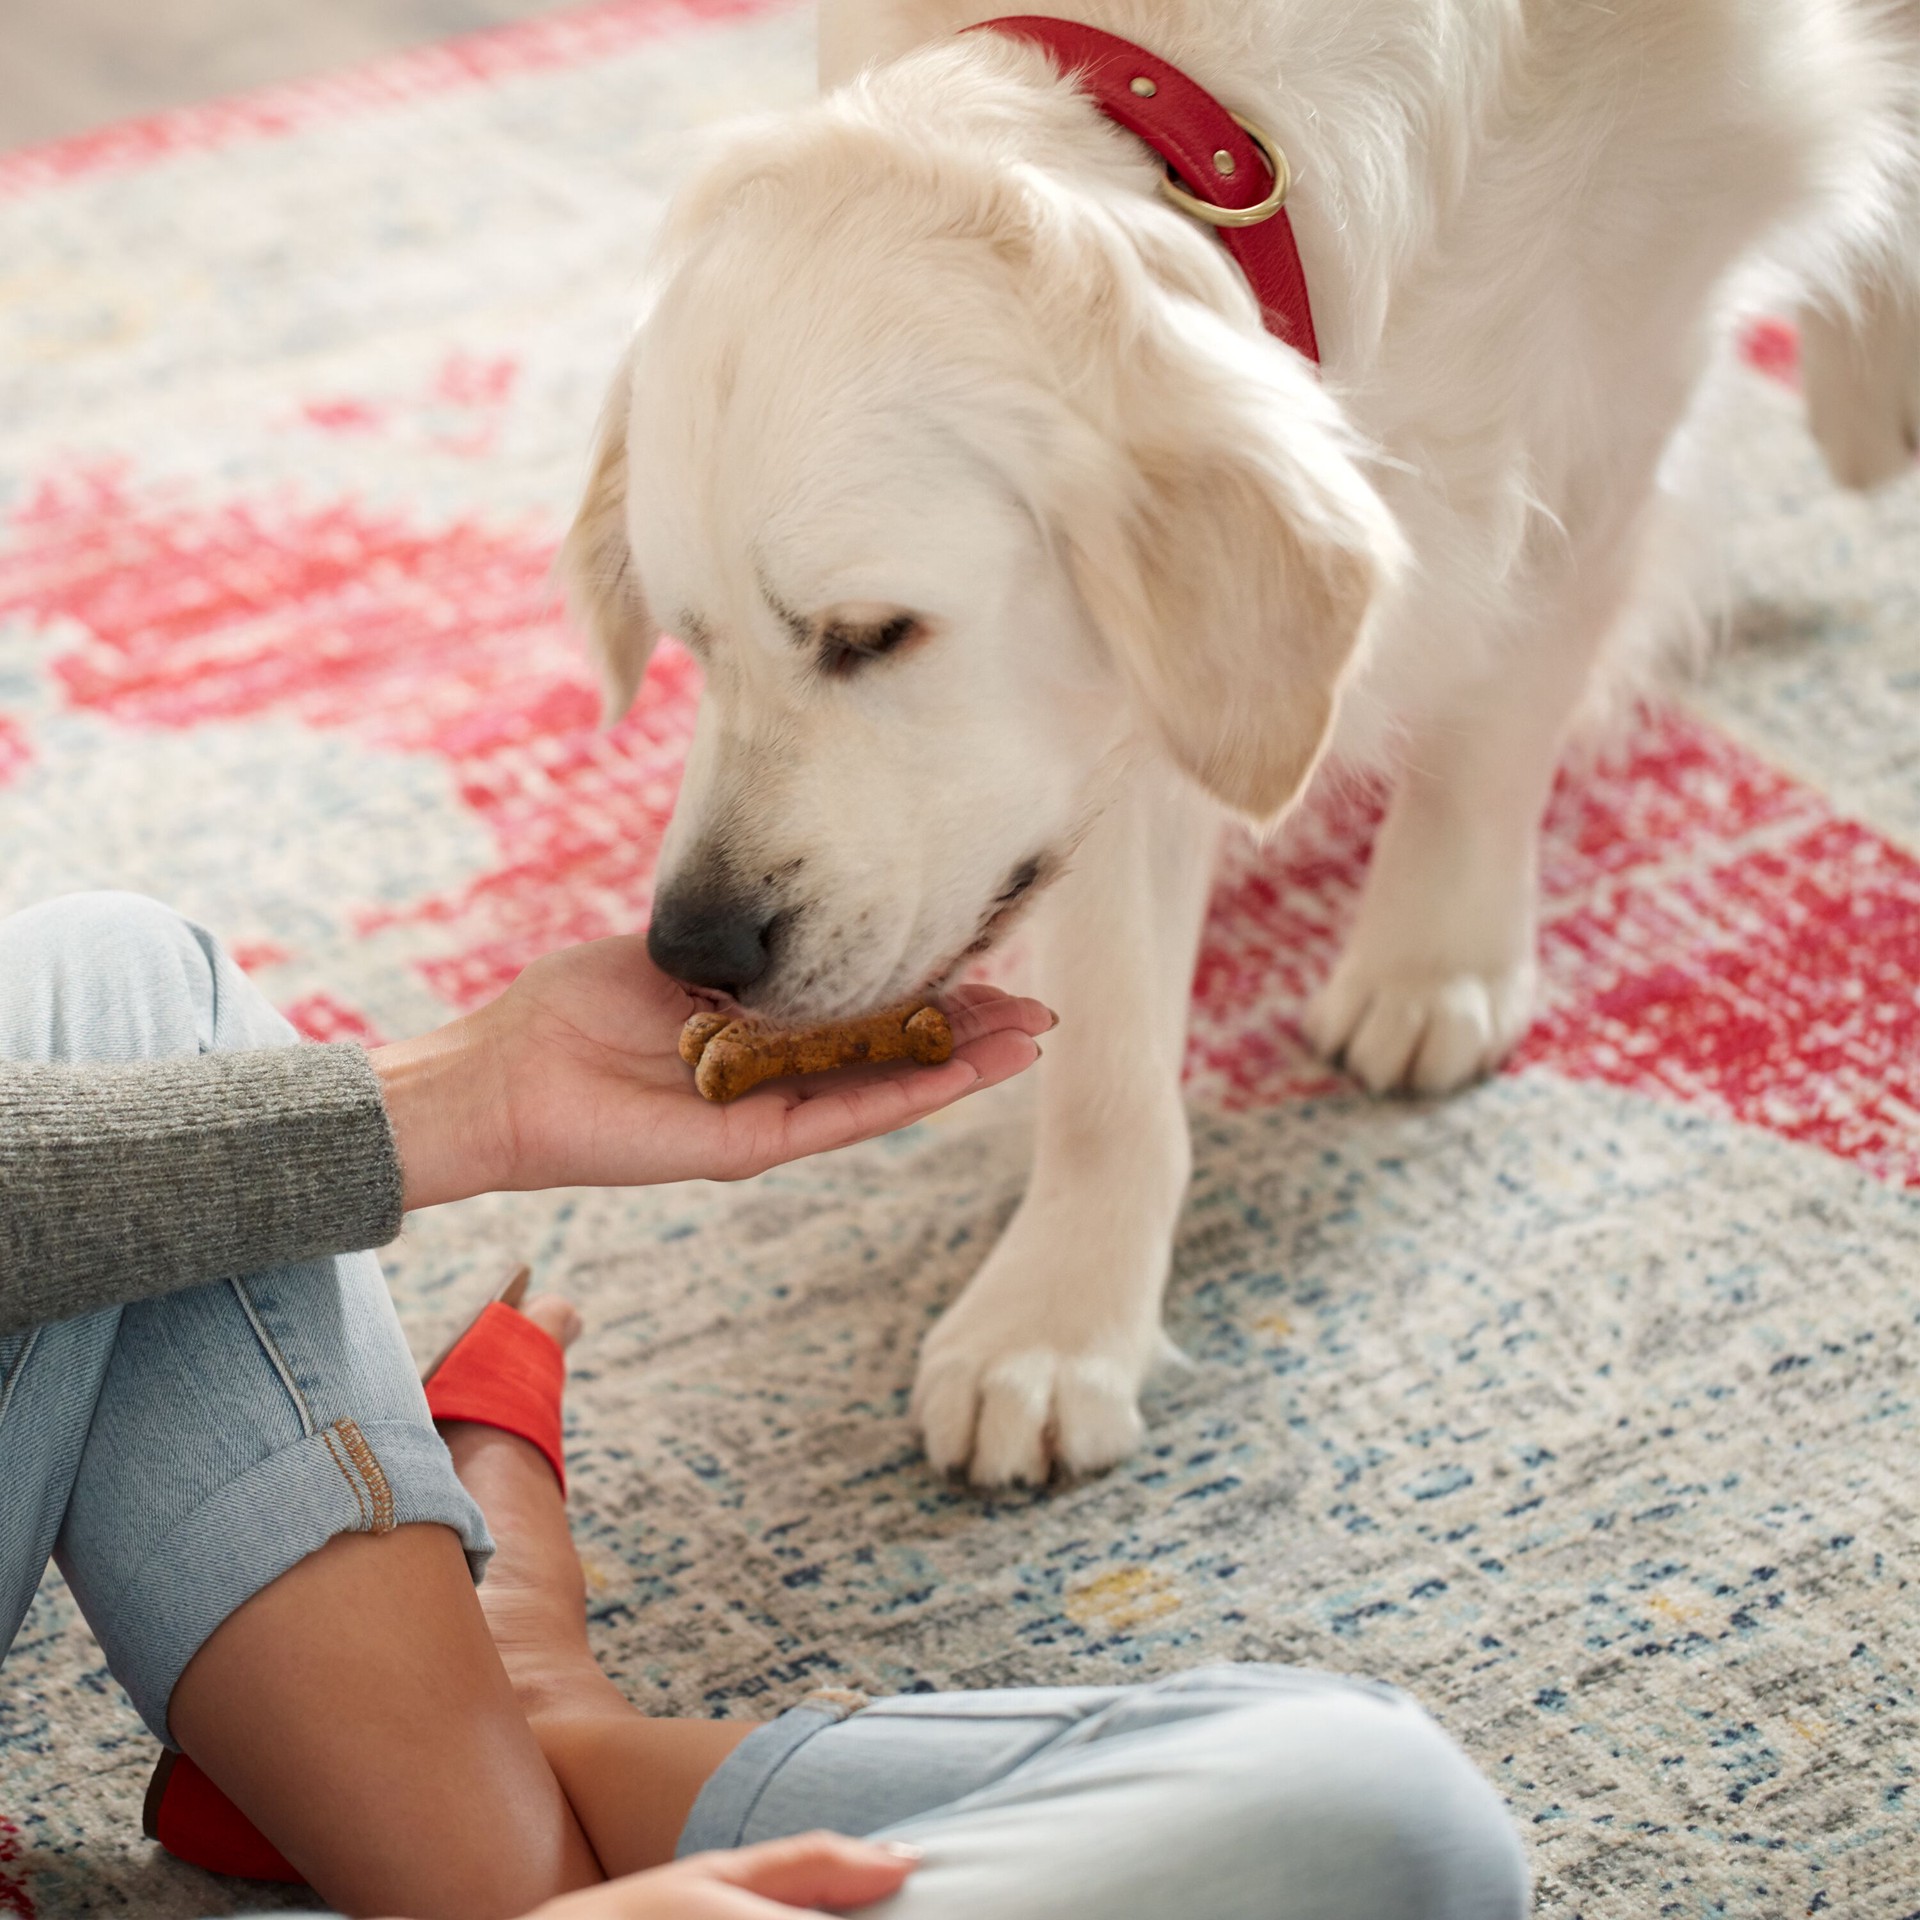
[522,1294,586,1349]
[439,1294,757,1874]
[438,1294,595,1703]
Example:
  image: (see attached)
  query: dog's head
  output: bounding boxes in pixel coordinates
[563,44,1401,1018]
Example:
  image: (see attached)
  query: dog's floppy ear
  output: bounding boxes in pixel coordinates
[559,352,660,722]
[1057,285,1401,824]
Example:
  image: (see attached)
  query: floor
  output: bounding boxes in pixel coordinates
[0,0,568,147]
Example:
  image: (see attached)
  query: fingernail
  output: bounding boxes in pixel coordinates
[881,1842,924,1863]
[1046,1009,1061,1030]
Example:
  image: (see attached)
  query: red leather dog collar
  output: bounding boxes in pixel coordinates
[971,16,1319,362]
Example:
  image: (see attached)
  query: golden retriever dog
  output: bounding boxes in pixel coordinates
[562,0,1920,1484]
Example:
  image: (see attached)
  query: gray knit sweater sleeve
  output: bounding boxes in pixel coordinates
[0,1045,404,1336]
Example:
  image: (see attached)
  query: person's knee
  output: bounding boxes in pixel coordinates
[0,890,223,1065]
[890,1677,1529,1920]
[1218,1684,1531,1920]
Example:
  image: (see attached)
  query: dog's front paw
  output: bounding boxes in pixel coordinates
[1305,955,1536,1096]
[911,1254,1166,1486]
[913,1336,1147,1488]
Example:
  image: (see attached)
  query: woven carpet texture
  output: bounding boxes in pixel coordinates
[0,5,1916,1914]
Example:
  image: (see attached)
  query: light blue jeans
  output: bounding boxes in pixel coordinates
[681,1668,1530,1919]
[4,892,1528,1918]
[0,892,490,1745]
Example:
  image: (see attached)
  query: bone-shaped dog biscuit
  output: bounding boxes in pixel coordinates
[679,1003,954,1102]
[679,1004,954,1102]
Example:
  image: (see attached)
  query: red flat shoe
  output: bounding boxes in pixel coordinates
[144,1264,568,1880]
[143,1749,303,1883]
[421,1263,568,1495]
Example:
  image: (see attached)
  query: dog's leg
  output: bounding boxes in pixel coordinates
[912,766,1218,1487]
[1304,529,1646,1097]
[1801,260,1920,494]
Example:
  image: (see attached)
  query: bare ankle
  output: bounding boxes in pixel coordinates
[509,1651,631,1732]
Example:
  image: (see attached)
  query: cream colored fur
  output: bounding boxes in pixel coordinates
[565,0,1920,1483]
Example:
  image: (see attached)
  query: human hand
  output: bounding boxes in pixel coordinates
[528,1833,921,1920]
[371,936,1051,1208]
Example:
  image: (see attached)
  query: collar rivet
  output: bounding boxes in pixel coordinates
[1129,75,1157,96]
[1213,148,1236,176]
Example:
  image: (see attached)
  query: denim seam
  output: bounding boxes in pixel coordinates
[322,1424,371,1530]
[342,1419,396,1532]
[798,1689,869,1721]
[857,1706,1085,1726]
[187,915,227,1050]
[229,1276,316,1438]
[326,1418,395,1533]
[0,1326,40,1429]
[730,1711,837,1848]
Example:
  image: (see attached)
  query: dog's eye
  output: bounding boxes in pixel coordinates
[820,614,924,677]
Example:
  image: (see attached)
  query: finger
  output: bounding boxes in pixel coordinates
[951,1026,1044,1088]
[939,981,1024,1014]
[705,1026,1043,1176]
[696,1832,922,1909]
[699,1074,936,1178]
[793,1033,1041,1155]
[775,1058,986,1160]
[535,1871,832,1920]
[782,1027,1041,1109]
[942,992,1055,1049]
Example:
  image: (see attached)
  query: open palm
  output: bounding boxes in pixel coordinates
[471,936,1050,1193]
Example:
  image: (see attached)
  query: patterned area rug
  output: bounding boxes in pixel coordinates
[2,6,1917,1914]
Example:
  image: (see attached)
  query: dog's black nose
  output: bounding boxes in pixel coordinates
[647,885,777,995]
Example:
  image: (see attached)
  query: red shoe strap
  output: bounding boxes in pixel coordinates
[424,1300,568,1494]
